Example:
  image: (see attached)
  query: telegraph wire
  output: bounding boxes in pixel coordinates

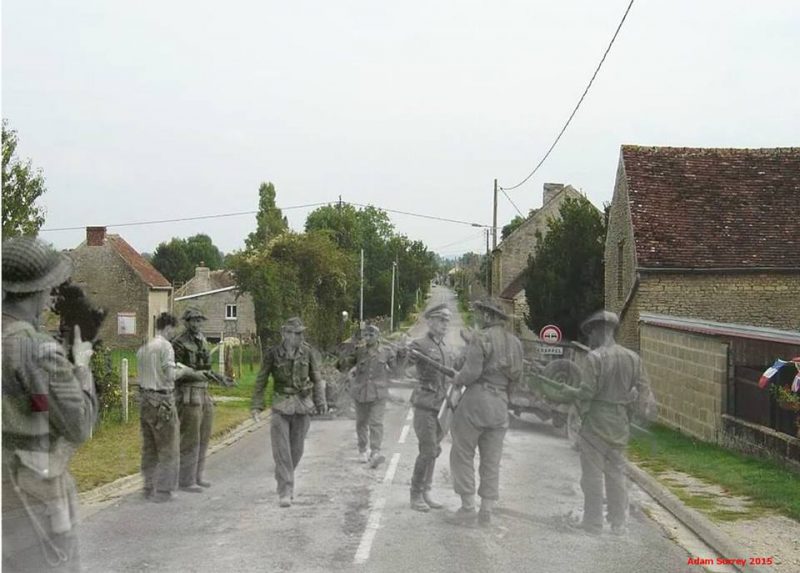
[501,0,636,192]
[431,230,486,251]
[501,188,524,217]
[41,200,493,232]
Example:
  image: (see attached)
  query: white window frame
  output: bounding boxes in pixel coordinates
[225,304,238,320]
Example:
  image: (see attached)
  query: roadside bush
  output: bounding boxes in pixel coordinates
[91,346,122,419]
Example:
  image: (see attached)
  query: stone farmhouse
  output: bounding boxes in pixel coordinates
[605,145,800,351]
[491,183,595,340]
[173,266,256,343]
[604,145,800,465]
[69,226,172,350]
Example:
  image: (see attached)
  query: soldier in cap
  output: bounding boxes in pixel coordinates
[550,309,651,535]
[251,317,327,507]
[2,236,97,571]
[447,299,523,527]
[136,312,195,503]
[407,303,457,512]
[339,324,399,469]
[172,306,216,492]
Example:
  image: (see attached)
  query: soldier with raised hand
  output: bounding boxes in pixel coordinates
[407,303,455,512]
[172,307,215,492]
[137,312,193,503]
[447,299,523,527]
[250,317,327,507]
[2,236,97,572]
[339,324,398,469]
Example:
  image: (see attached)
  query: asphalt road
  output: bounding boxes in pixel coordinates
[80,286,695,572]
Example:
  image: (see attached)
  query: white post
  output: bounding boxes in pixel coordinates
[219,332,224,373]
[121,358,129,423]
[360,248,364,326]
[390,262,396,331]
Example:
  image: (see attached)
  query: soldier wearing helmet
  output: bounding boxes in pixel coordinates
[171,306,215,492]
[2,236,97,571]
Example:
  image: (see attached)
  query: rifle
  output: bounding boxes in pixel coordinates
[409,348,461,434]
[203,370,237,388]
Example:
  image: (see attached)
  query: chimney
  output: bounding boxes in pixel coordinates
[194,264,211,291]
[543,183,564,205]
[86,226,107,246]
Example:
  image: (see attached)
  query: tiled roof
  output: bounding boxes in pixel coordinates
[175,270,237,297]
[622,146,800,269]
[107,235,172,288]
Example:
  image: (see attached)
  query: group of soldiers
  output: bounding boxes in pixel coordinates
[1,235,649,572]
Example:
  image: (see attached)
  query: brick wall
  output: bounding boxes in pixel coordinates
[69,245,150,350]
[640,323,729,441]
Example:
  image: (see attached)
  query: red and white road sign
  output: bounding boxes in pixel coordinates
[539,324,562,344]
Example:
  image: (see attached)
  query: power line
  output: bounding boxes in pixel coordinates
[40,202,332,232]
[501,0,636,192]
[501,188,524,217]
[431,230,486,251]
[41,200,493,233]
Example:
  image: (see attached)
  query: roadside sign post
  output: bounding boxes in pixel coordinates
[539,324,563,345]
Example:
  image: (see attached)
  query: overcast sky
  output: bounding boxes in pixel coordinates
[3,0,798,259]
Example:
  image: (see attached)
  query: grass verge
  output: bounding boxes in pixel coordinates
[629,424,800,521]
[70,371,272,492]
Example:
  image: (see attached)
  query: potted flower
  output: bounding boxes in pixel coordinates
[771,384,800,412]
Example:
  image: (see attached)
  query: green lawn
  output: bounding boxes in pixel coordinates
[70,370,272,492]
[629,424,800,521]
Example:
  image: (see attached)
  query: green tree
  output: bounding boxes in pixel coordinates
[245,182,288,249]
[151,234,225,283]
[501,208,538,240]
[523,196,605,341]
[2,119,47,237]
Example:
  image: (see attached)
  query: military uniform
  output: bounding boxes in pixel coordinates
[136,333,180,499]
[251,325,326,504]
[449,300,522,525]
[340,329,397,464]
[172,328,214,489]
[2,237,96,572]
[408,327,457,508]
[557,311,649,534]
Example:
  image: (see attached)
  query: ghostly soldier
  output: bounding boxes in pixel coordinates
[137,312,193,503]
[2,237,97,572]
[448,299,523,527]
[172,307,215,492]
[554,310,650,535]
[251,317,328,507]
[339,324,399,469]
[407,303,454,512]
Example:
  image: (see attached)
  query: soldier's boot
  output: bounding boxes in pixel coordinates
[197,479,212,488]
[445,495,478,526]
[279,485,292,507]
[142,487,153,500]
[359,451,370,464]
[369,451,385,469]
[422,492,443,510]
[152,491,174,503]
[410,491,430,512]
[478,499,495,527]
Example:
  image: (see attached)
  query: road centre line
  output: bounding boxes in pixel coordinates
[353,497,387,565]
[383,453,401,484]
[398,424,411,444]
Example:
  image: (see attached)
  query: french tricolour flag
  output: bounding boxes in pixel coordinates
[758,359,788,389]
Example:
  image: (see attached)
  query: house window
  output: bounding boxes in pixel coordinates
[225,304,238,320]
[617,240,625,300]
[117,312,136,335]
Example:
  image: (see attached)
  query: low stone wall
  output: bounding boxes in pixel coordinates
[721,415,800,470]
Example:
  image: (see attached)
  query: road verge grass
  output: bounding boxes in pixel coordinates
[70,371,271,492]
[629,424,800,521]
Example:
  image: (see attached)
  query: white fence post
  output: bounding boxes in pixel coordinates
[219,333,224,372]
[121,358,129,423]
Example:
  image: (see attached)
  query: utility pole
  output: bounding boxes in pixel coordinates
[359,249,364,327]
[390,261,397,331]
[485,229,491,295]
[492,178,498,250]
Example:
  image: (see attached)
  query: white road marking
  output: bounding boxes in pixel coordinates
[405,409,413,421]
[398,424,411,444]
[383,453,401,484]
[353,497,387,564]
